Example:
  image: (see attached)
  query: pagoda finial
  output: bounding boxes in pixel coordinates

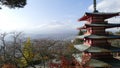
[93,0,98,12]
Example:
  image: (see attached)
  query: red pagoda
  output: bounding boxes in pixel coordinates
[73,0,120,68]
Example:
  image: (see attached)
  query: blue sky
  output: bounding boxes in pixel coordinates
[0,0,120,34]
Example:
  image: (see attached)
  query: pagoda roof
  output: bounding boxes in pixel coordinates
[74,44,111,53]
[106,46,120,52]
[77,26,86,30]
[76,34,120,39]
[77,23,120,30]
[72,54,82,63]
[85,59,111,67]
[73,54,111,67]
[79,12,120,21]
[85,23,120,28]
[97,58,120,67]
[74,44,120,53]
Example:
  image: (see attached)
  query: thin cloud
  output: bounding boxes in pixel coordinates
[23,20,78,34]
[88,0,120,12]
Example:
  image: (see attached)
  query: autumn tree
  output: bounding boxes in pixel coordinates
[9,32,23,62]
[0,32,8,61]
[0,32,25,68]
[20,37,34,67]
[32,39,58,67]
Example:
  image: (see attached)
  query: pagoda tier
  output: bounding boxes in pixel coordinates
[78,12,120,22]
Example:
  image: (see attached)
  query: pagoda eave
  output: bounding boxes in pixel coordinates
[85,59,111,67]
[74,44,111,53]
[74,44,120,53]
[85,38,120,40]
[78,15,90,21]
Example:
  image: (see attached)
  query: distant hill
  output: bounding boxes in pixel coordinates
[27,28,120,40]
[29,31,78,40]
